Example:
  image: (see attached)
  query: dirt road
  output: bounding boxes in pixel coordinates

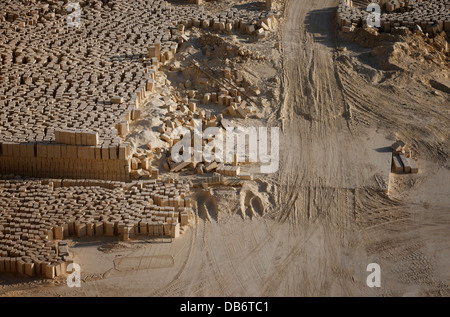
[270,0,449,297]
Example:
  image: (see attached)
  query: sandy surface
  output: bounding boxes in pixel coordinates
[1,0,449,297]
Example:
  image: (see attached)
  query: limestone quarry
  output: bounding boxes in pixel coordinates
[0,0,449,297]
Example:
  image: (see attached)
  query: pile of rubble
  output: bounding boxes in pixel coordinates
[128,43,264,182]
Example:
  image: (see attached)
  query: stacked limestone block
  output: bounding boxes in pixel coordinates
[0,136,132,181]
[337,0,450,34]
[0,178,193,278]
[0,0,275,181]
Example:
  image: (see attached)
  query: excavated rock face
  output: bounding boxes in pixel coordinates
[346,26,449,70]
[371,42,410,70]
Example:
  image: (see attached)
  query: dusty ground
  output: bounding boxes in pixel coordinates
[1,0,449,297]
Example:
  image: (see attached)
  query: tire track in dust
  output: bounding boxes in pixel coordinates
[260,223,323,296]
[148,205,199,297]
[276,0,349,225]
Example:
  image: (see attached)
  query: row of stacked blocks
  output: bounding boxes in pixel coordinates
[0,178,194,278]
[0,141,132,182]
[337,0,450,34]
[52,207,191,241]
[0,240,72,279]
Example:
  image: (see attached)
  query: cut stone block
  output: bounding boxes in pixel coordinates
[86,223,94,236]
[104,222,114,236]
[399,154,412,173]
[205,162,218,173]
[5,258,10,272]
[10,258,16,273]
[139,222,148,235]
[75,223,86,237]
[407,157,419,174]
[94,222,103,236]
[171,222,180,238]
[392,154,404,173]
[111,96,124,104]
[180,212,189,226]
[16,260,25,275]
[54,226,64,240]
[24,262,35,277]
[45,263,56,279]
